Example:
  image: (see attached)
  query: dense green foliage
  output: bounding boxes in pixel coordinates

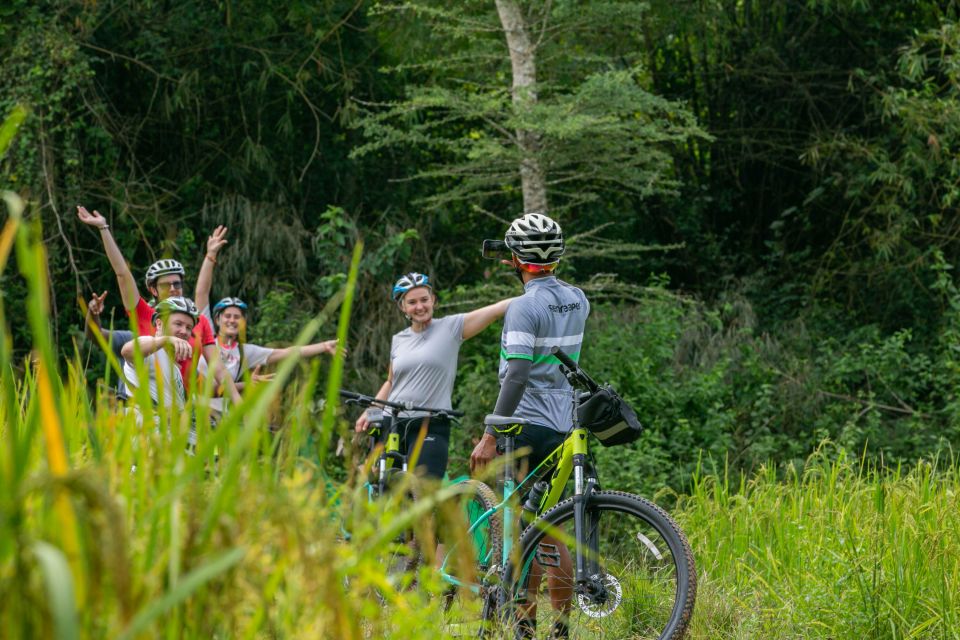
[4,0,960,493]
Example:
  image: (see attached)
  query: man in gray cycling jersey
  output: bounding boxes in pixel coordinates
[470,212,589,639]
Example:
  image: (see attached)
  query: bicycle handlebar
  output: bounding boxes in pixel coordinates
[551,346,578,370]
[550,346,600,393]
[339,389,465,417]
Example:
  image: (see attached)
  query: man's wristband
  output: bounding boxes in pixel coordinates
[205,254,217,264]
[98,224,109,230]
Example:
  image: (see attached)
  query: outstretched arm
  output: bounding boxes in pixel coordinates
[265,339,340,364]
[462,297,516,340]
[195,225,228,312]
[77,206,141,311]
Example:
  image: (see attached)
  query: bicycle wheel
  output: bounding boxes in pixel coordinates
[503,491,696,639]
[376,469,422,602]
[440,480,504,638]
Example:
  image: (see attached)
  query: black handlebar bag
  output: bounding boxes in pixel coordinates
[577,386,642,447]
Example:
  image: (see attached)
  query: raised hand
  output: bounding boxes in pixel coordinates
[77,205,108,229]
[88,291,108,316]
[206,225,228,259]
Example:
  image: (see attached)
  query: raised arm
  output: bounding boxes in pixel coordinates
[194,225,228,312]
[462,297,516,340]
[77,206,141,311]
[265,339,340,364]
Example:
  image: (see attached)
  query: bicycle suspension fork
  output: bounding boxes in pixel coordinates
[571,430,603,594]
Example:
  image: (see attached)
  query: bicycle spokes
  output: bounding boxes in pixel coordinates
[506,492,696,639]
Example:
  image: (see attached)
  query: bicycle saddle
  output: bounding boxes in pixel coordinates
[484,414,531,434]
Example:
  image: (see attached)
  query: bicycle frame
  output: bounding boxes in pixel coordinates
[368,415,450,498]
[441,346,604,601]
[340,389,463,499]
[363,412,406,498]
[438,425,593,591]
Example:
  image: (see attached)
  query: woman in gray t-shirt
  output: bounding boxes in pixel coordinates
[355,272,513,479]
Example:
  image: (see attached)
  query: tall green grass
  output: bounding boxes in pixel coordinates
[680,448,960,639]
[0,189,485,638]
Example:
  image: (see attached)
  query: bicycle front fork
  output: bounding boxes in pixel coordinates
[571,454,607,602]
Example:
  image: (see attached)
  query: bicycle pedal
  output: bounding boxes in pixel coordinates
[535,543,561,568]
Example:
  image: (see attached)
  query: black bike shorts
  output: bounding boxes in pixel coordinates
[507,422,567,482]
[381,415,451,481]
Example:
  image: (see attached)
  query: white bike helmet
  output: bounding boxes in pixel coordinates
[505,213,564,266]
[151,296,199,323]
[144,259,186,288]
[392,272,432,302]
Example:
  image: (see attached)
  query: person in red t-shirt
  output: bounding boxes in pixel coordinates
[77,205,241,405]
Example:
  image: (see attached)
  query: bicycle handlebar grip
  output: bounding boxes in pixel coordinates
[339,390,364,400]
[550,346,579,370]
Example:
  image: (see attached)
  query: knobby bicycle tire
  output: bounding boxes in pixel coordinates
[502,490,696,640]
[440,479,504,638]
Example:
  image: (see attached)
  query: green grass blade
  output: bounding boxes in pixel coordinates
[0,104,28,157]
[318,241,362,468]
[116,547,245,640]
[32,541,79,640]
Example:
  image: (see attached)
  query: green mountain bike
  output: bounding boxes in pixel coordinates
[340,389,464,500]
[341,389,465,593]
[440,348,696,639]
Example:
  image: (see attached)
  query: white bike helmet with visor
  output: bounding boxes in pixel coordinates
[145,259,186,288]
[504,212,564,266]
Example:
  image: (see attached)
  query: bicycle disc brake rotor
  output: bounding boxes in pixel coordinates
[576,573,622,618]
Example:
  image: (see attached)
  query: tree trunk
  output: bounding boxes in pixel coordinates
[495,0,548,214]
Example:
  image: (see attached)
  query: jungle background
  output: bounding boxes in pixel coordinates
[5,0,960,496]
